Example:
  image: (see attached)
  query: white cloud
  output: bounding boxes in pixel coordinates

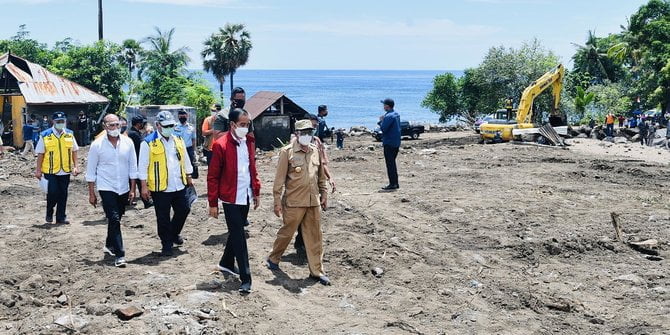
[259,19,501,40]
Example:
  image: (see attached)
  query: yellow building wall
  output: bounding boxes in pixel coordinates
[11,95,26,148]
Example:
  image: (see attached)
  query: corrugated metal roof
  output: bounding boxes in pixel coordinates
[245,91,285,120]
[0,53,109,105]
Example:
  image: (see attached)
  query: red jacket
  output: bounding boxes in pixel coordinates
[207,131,261,207]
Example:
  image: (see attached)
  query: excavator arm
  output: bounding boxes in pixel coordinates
[516,64,565,124]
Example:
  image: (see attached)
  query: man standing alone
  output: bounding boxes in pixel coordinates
[86,114,138,267]
[34,112,79,224]
[139,111,194,256]
[379,98,401,191]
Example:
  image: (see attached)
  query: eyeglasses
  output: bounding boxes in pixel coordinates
[105,122,120,127]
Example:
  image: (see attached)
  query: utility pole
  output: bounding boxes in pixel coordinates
[98,0,103,40]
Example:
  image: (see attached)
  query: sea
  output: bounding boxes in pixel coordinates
[201,70,463,130]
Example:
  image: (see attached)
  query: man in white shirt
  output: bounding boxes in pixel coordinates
[139,111,194,256]
[85,114,138,267]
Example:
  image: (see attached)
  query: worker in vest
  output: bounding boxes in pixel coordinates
[138,111,194,256]
[34,111,80,224]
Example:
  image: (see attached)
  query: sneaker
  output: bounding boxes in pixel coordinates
[238,282,251,294]
[173,235,184,246]
[160,249,174,257]
[217,264,240,277]
[144,200,154,209]
[45,216,53,224]
[103,246,116,257]
[114,257,127,268]
[310,275,332,286]
[265,258,280,271]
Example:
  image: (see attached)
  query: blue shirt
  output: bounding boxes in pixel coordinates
[23,123,38,141]
[380,109,401,147]
[174,122,196,148]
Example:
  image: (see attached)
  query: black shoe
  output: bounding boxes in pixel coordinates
[144,200,154,209]
[217,264,240,277]
[295,245,306,256]
[45,216,53,224]
[310,275,332,286]
[381,184,399,191]
[56,220,70,225]
[239,282,251,294]
[173,235,184,246]
[265,258,280,271]
[160,249,173,257]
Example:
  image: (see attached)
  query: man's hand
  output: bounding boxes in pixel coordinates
[273,204,282,217]
[187,176,194,187]
[253,196,260,210]
[141,185,150,202]
[329,179,336,193]
[89,193,97,208]
[34,170,42,180]
[128,191,135,204]
[209,206,219,219]
[71,167,79,177]
[321,193,328,211]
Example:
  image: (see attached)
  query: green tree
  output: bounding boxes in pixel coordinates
[49,40,129,113]
[139,27,190,104]
[202,32,228,102]
[218,23,251,94]
[587,82,631,118]
[421,73,461,123]
[574,86,595,117]
[183,75,217,129]
[0,25,57,65]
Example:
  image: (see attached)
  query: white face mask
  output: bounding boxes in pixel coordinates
[108,129,120,137]
[235,127,249,138]
[298,135,312,146]
[160,127,173,138]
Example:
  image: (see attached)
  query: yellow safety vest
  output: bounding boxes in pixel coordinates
[40,129,75,174]
[145,132,188,192]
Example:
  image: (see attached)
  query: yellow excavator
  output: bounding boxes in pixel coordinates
[479,64,565,142]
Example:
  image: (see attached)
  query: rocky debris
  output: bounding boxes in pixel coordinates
[18,274,43,290]
[0,291,17,307]
[371,267,384,278]
[614,137,628,144]
[54,314,88,330]
[56,294,68,305]
[614,274,644,286]
[85,303,112,316]
[115,305,144,320]
[124,289,136,296]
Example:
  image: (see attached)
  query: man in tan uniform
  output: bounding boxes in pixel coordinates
[266,120,331,285]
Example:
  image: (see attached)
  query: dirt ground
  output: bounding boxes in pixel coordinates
[0,131,668,335]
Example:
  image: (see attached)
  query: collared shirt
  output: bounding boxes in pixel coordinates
[174,122,196,148]
[138,135,194,192]
[85,134,138,195]
[289,135,329,165]
[273,141,327,207]
[224,136,253,205]
[36,126,80,176]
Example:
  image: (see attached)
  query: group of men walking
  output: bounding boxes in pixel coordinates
[30,91,402,294]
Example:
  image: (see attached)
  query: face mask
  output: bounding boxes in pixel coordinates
[108,128,120,137]
[179,117,187,124]
[233,99,245,109]
[298,135,312,146]
[235,126,249,138]
[160,127,173,138]
[121,126,127,133]
[54,123,65,130]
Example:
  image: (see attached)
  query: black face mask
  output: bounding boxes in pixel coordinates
[232,99,245,109]
[179,117,187,124]
[121,126,127,133]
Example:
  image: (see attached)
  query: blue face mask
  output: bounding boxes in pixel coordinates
[160,127,173,138]
[54,122,66,130]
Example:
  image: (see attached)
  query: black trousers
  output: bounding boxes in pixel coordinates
[203,149,212,166]
[45,174,70,222]
[186,146,199,179]
[383,145,400,186]
[151,188,190,252]
[220,203,251,285]
[99,190,127,257]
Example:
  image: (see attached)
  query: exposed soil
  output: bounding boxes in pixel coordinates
[0,132,668,334]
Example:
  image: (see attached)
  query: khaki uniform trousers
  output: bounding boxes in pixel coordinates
[269,205,324,277]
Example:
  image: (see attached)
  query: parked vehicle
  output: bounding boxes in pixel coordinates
[373,121,425,141]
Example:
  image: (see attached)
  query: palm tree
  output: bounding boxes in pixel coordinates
[572,30,611,83]
[142,27,190,77]
[220,23,252,93]
[574,86,595,117]
[120,39,142,74]
[202,33,229,102]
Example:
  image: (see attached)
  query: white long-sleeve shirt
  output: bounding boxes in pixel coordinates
[138,135,193,192]
[222,136,253,205]
[85,134,138,195]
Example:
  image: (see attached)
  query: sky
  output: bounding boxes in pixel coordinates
[0,0,649,70]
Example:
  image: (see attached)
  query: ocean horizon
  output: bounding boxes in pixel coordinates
[199,69,464,130]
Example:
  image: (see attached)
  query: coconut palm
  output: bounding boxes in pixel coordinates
[142,27,190,78]
[572,30,611,83]
[202,33,229,102]
[219,23,252,93]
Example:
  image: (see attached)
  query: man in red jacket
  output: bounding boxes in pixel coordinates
[207,108,261,294]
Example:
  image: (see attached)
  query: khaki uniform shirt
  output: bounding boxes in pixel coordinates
[273,141,327,207]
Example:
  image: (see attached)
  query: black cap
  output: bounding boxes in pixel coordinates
[178,109,187,115]
[52,111,66,121]
[318,105,328,112]
[131,115,146,125]
[214,103,222,111]
[381,98,394,108]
